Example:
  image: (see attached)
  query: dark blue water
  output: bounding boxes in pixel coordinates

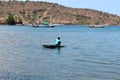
[0,25,120,80]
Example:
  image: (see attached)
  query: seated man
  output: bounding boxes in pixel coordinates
[54,37,61,46]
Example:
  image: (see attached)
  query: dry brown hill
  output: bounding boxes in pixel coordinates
[0,1,120,25]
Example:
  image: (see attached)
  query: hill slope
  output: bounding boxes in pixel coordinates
[0,1,120,25]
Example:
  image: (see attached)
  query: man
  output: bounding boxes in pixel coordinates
[54,37,61,46]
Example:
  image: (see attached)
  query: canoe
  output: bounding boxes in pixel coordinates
[42,45,65,49]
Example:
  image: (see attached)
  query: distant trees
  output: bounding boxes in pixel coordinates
[25,0,29,2]
[6,12,23,25]
[6,12,16,25]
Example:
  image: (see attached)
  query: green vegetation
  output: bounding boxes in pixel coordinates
[38,13,43,18]
[19,11,26,15]
[95,22,99,25]
[25,0,29,3]
[6,12,16,25]
[42,17,50,23]
[0,11,4,15]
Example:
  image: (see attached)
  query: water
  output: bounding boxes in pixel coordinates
[0,25,120,80]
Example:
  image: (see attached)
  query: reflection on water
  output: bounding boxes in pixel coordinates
[54,48,61,56]
[0,25,120,80]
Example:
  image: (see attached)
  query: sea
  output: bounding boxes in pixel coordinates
[0,25,120,80]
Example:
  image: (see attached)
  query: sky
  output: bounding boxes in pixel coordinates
[29,0,120,16]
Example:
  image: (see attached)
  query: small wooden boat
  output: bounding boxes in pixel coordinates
[42,45,65,49]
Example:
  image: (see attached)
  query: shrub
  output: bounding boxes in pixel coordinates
[6,12,16,25]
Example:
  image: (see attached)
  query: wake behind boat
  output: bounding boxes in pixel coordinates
[42,45,65,49]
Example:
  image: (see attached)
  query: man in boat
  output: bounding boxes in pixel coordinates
[54,37,61,46]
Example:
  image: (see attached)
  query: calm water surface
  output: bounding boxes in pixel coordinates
[0,25,120,80]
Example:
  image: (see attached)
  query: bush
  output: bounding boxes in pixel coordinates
[6,13,16,25]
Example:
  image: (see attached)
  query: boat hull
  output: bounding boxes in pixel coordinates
[32,24,55,28]
[89,25,105,28]
[42,45,65,49]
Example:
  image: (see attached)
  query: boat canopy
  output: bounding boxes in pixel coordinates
[42,22,49,25]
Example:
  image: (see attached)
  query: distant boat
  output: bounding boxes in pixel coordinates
[32,24,55,28]
[89,25,105,28]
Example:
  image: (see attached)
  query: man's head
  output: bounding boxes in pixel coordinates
[58,37,60,40]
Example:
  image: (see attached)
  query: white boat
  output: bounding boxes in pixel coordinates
[89,25,105,28]
[32,24,55,28]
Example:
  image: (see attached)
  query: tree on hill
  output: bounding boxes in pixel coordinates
[6,12,16,25]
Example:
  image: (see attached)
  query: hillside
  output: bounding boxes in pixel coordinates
[0,1,120,25]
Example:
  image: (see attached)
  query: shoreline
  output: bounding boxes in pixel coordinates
[0,24,120,27]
